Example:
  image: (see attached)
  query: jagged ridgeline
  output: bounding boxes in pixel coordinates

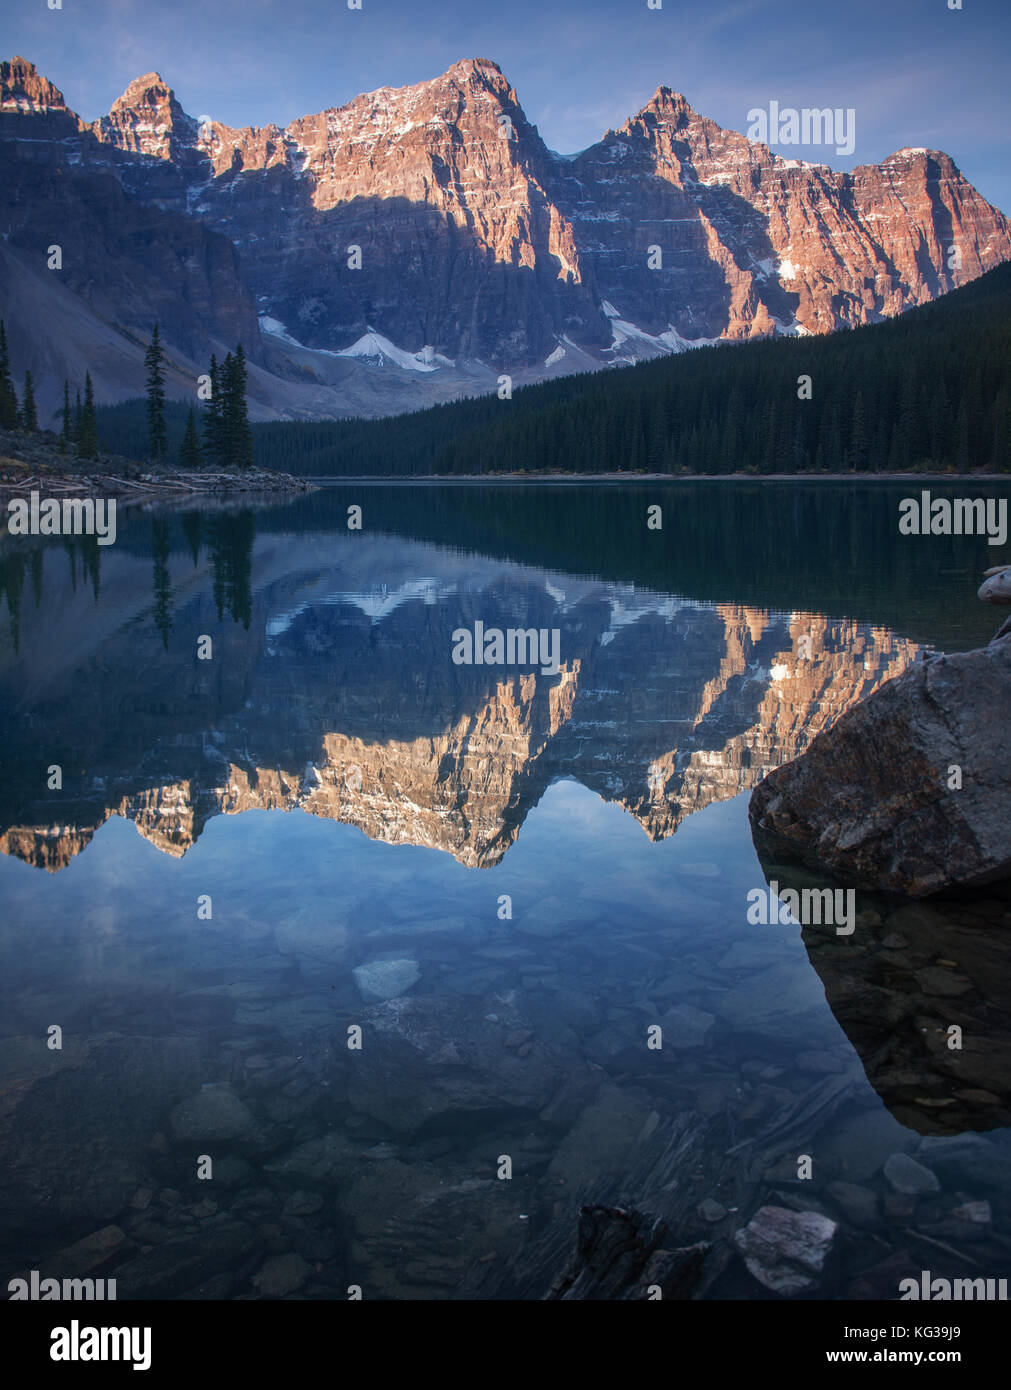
[233,262,1009,476]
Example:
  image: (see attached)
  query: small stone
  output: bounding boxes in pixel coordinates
[130,1188,153,1211]
[883,1193,917,1220]
[253,1252,310,1298]
[881,933,909,950]
[825,1181,880,1230]
[659,1004,715,1049]
[733,1206,838,1296]
[169,1085,259,1143]
[699,1198,727,1223]
[504,1030,533,1048]
[189,1199,218,1219]
[352,958,420,1002]
[42,1226,127,1277]
[884,1152,941,1195]
[915,967,973,997]
[978,568,1011,604]
[952,1089,1003,1107]
[951,1200,991,1224]
[282,1192,325,1218]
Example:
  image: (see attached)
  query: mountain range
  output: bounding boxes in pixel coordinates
[2,54,1009,423]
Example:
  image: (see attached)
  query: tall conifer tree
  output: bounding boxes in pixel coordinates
[144,325,167,461]
[79,372,99,459]
[19,371,38,432]
[0,321,19,429]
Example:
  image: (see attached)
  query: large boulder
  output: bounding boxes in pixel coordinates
[749,634,1011,897]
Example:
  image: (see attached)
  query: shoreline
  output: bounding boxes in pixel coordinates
[0,466,316,502]
[301,471,1011,485]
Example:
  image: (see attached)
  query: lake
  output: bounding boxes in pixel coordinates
[1,479,1009,1300]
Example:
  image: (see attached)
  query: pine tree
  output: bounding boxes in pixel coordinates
[19,370,38,432]
[203,354,224,467]
[219,350,236,466]
[179,406,203,468]
[0,320,19,429]
[231,344,254,469]
[79,372,99,459]
[144,324,167,462]
[59,379,71,452]
[220,345,254,469]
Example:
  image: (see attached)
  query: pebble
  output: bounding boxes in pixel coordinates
[699,1198,727,1223]
[884,1152,941,1195]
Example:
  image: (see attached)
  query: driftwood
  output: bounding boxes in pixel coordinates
[545,1205,709,1300]
[455,1110,746,1299]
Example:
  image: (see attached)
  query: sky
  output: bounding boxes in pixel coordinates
[6,0,1011,212]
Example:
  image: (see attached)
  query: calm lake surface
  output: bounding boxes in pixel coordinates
[1,480,1009,1300]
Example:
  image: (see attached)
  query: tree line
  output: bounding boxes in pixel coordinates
[1,320,253,470]
[0,320,41,435]
[249,260,1011,477]
[144,326,254,470]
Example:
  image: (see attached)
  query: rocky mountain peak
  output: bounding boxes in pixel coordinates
[109,71,174,109]
[0,55,67,112]
[94,71,196,160]
[640,84,694,116]
[445,56,505,81]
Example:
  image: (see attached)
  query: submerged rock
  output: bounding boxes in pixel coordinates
[978,566,1011,604]
[883,1152,941,1195]
[347,995,561,1135]
[352,958,420,1002]
[749,633,1011,897]
[253,1252,311,1298]
[169,1084,259,1144]
[733,1205,838,1297]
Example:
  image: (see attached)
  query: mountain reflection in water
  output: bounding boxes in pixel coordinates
[0,482,1008,1301]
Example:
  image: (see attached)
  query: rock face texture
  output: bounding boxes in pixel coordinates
[0,59,261,371]
[750,633,1011,897]
[2,52,1010,400]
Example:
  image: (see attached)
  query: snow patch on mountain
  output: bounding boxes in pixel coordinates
[601,306,721,361]
[259,316,454,372]
[334,332,443,372]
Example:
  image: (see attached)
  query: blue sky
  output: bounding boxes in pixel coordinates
[7,0,1011,211]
